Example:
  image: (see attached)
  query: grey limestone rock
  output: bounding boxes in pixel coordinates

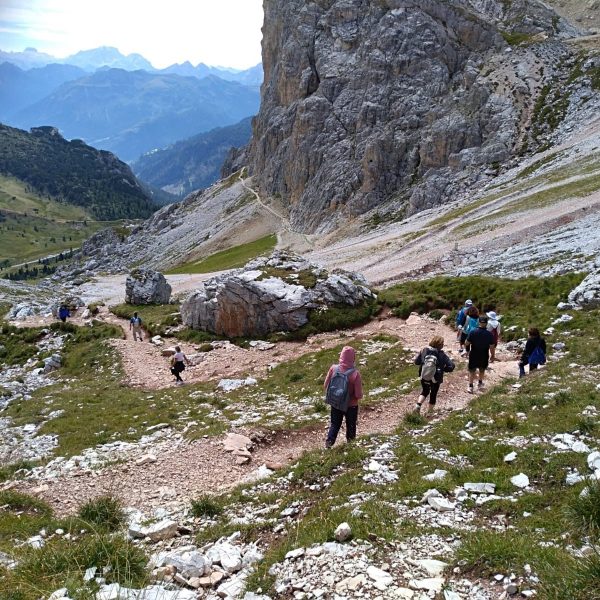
[568,267,600,308]
[125,269,172,305]
[248,0,575,233]
[180,251,375,337]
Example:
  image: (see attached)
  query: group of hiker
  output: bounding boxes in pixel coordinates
[323,298,547,448]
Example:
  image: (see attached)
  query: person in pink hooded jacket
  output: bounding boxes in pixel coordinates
[323,346,363,448]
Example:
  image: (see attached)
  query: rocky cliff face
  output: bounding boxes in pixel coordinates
[247,0,577,233]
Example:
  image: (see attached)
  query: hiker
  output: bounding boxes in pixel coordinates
[519,328,547,378]
[58,304,70,323]
[170,345,191,384]
[486,311,502,362]
[465,315,496,393]
[129,312,143,342]
[456,299,473,354]
[324,346,363,448]
[460,305,480,355]
[414,335,455,416]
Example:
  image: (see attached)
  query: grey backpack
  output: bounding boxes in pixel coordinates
[325,366,355,412]
[421,351,438,383]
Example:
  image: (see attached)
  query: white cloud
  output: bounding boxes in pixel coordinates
[0,0,263,69]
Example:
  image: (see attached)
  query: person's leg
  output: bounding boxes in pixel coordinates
[429,382,440,405]
[529,363,538,373]
[415,381,430,411]
[478,367,486,388]
[490,345,496,361]
[518,361,526,377]
[175,364,184,382]
[345,406,359,441]
[326,407,344,447]
[468,369,476,392]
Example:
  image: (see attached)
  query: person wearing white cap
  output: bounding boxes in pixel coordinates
[486,311,501,361]
[455,299,473,354]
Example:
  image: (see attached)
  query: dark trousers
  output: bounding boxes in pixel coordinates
[326,406,358,446]
[171,362,185,381]
[519,361,538,376]
[420,381,441,405]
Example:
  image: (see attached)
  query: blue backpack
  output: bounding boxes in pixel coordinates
[528,346,546,366]
[325,366,355,413]
[456,308,467,327]
[464,316,478,335]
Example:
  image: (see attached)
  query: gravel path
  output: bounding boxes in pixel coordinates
[17,314,517,515]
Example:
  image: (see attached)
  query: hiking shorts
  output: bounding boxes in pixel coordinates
[468,353,489,372]
[460,332,468,345]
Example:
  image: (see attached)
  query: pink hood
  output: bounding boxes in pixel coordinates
[339,346,356,370]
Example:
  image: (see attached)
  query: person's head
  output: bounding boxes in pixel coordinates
[465,299,473,308]
[529,327,540,338]
[175,345,181,352]
[339,346,356,366]
[133,311,138,317]
[487,311,498,321]
[429,336,444,349]
[478,315,488,328]
[467,306,479,318]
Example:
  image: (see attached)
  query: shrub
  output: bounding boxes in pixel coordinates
[403,412,427,427]
[567,480,600,535]
[190,495,223,518]
[77,496,125,532]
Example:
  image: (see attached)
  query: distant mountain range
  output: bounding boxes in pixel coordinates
[0,123,158,220]
[3,67,260,162]
[0,46,262,164]
[0,46,262,85]
[133,117,253,197]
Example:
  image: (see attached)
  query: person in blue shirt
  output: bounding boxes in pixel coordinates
[465,315,496,393]
[456,299,473,355]
[58,305,70,323]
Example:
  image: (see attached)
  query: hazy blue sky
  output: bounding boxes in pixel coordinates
[0,0,264,69]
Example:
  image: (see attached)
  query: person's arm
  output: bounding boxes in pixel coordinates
[323,366,334,391]
[353,371,363,400]
[414,350,423,366]
[443,352,455,372]
[465,331,472,351]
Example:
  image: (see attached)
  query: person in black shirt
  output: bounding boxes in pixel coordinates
[519,328,547,377]
[465,316,496,393]
[414,335,455,415]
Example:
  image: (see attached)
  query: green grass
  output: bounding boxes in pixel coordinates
[0,322,44,366]
[377,273,583,339]
[166,234,277,274]
[109,303,181,337]
[0,175,122,269]
[77,496,125,532]
[0,491,147,600]
[190,495,224,518]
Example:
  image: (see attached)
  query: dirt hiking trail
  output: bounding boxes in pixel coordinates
[16,313,517,515]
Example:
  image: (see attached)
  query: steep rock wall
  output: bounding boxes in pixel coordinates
[248,0,575,233]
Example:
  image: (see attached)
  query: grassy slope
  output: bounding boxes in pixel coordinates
[0,175,117,267]
[166,234,277,274]
[2,275,600,598]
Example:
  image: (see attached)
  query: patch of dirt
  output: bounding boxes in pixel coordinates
[15,314,518,515]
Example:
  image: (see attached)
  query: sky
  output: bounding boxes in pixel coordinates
[0,0,264,69]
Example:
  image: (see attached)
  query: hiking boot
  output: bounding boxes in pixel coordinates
[478,380,485,390]
[414,403,422,413]
[325,441,333,449]
[467,384,474,394]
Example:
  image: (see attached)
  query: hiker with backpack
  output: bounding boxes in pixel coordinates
[465,315,496,393]
[129,312,144,342]
[519,328,546,377]
[324,346,363,448]
[460,305,480,355]
[456,299,473,354]
[414,336,455,415]
[486,311,502,362]
[58,304,70,323]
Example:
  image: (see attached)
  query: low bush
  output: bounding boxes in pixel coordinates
[567,480,600,535]
[190,495,224,518]
[77,496,125,532]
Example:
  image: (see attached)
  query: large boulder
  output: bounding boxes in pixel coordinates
[181,252,375,337]
[568,268,600,308]
[125,269,172,305]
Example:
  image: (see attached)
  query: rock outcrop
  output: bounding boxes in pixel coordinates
[568,267,600,308]
[247,0,577,233]
[181,252,375,337]
[125,269,172,305]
